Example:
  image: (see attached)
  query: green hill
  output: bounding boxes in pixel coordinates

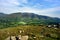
[0,12,60,28]
[0,12,60,40]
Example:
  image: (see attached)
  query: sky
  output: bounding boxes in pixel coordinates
[0,0,60,18]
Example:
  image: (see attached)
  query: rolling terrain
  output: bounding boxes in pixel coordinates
[0,12,60,40]
[0,12,60,28]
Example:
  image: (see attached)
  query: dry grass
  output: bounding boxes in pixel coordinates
[0,25,60,40]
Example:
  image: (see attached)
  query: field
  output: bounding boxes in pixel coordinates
[0,25,60,40]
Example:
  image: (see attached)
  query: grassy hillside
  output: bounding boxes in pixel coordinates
[0,12,60,40]
[0,12,60,29]
[0,25,60,40]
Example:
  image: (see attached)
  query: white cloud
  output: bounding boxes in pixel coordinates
[0,0,28,7]
[0,0,20,6]
[1,5,60,13]
[0,5,60,18]
[0,6,39,14]
[37,7,60,17]
[39,7,60,13]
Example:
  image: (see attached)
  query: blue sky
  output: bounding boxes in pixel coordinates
[0,0,60,18]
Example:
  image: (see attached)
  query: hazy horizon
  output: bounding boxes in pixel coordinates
[0,0,60,18]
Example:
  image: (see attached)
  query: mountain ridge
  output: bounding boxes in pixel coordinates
[0,12,60,28]
[0,12,60,18]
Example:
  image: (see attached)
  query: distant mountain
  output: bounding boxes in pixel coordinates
[0,13,6,17]
[0,12,60,28]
